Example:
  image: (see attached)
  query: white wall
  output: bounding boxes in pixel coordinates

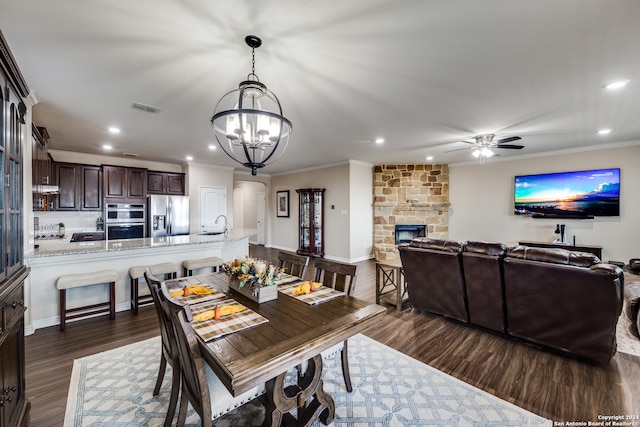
[270,161,372,262]
[349,161,374,262]
[233,181,266,243]
[449,143,640,263]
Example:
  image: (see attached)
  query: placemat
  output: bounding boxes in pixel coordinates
[190,298,269,342]
[278,282,345,305]
[274,273,301,286]
[165,277,226,305]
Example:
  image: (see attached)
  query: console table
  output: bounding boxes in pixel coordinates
[518,241,603,260]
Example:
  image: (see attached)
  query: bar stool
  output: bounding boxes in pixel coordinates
[56,269,118,331]
[128,262,178,315]
[182,256,224,276]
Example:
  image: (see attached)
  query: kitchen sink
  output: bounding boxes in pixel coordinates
[199,231,224,236]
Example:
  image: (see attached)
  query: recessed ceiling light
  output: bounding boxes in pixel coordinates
[102,144,113,150]
[597,129,612,135]
[185,155,194,161]
[604,80,629,90]
[108,126,121,134]
[426,156,433,161]
[375,138,384,144]
[208,144,217,150]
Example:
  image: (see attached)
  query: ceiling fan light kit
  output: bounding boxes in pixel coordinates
[211,35,292,175]
[460,133,524,163]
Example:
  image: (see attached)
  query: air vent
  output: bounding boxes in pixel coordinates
[131,102,162,114]
[122,152,139,158]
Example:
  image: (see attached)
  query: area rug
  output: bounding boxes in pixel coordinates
[64,334,551,427]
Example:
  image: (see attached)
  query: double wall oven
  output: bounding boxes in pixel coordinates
[105,201,146,240]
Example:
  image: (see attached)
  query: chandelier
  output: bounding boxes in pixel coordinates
[211,35,292,175]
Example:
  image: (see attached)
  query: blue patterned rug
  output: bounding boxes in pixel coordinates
[64,334,551,426]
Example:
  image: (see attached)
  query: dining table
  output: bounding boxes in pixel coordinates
[163,271,387,427]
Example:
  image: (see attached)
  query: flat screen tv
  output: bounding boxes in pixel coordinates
[514,168,620,218]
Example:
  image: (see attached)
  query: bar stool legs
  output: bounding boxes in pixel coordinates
[56,270,118,331]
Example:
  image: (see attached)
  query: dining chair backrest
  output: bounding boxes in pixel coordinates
[144,269,176,359]
[313,258,359,296]
[277,251,310,279]
[171,303,213,426]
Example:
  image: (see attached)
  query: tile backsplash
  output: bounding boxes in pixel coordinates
[34,211,102,238]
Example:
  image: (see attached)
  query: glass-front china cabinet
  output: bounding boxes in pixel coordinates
[1,30,30,427]
[296,188,325,257]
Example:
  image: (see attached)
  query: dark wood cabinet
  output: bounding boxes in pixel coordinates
[146,171,165,194]
[0,272,29,427]
[296,188,325,257]
[81,166,102,210]
[147,171,185,195]
[103,165,147,198]
[56,163,80,210]
[31,125,53,211]
[1,31,30,427]
[55,163,102,211]
[166,173,185,195]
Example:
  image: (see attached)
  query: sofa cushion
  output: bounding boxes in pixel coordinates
[624,281,640,328]
[629,259,640,274]
[464,241,507,257]
[409,238,464,253]
[506,245,600,268]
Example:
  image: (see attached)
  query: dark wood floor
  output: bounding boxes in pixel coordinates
[25,245,639,426]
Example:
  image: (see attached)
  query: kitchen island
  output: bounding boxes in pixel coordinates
[24,229,253,334]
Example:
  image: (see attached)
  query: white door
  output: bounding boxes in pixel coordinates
[199,186,227,232]
[257,192,265,245]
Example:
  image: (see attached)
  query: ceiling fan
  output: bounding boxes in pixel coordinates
[446,133,524,160]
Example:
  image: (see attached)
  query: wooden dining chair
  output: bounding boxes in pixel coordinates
[314,258,359,392]
[277,251,310,279]
[159,286,265,426]
[144,269,180,427]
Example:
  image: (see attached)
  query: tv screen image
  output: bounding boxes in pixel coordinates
[514,168,620,217]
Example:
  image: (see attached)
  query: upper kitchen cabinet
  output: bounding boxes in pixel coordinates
[103,165,147,199]
[147,171,185,195]
[31,125,53,188]
[55,163,102,211]
[32,125,54,211]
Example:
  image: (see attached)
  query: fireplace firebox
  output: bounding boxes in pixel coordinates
[395,224,426,244]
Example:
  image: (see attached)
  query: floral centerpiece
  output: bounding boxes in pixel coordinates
[222,258,282,301]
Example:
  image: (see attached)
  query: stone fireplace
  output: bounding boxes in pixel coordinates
[374,164,450,261]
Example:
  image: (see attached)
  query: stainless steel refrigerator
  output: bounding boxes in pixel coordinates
[147,195,190,237]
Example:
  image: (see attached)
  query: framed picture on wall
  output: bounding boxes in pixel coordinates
[276,190,290,217]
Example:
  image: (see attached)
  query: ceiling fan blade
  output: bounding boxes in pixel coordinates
[495,144,524,149]
[444,146,472,153]
[495,136,522,144]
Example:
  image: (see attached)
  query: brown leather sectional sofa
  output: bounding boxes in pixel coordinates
[399,238,625,364]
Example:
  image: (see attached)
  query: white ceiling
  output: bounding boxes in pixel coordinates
[2,0,640,175]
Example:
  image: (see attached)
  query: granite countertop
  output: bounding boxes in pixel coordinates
[26,229,255,258]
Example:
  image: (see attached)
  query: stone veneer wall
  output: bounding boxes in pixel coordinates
[374,164,450,261]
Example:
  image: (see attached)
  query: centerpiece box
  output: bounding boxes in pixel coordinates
[223,258,281,303]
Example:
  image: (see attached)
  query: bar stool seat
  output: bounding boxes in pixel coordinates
[56,269,117,331]
[182,256,223,276]
[129,262,178,315]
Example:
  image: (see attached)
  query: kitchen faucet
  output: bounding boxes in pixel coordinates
[215,215,230,235]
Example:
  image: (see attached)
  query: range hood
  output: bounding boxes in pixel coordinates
[32,184,60,194]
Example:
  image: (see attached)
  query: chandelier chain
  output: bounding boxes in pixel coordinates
[251,47,256,75]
